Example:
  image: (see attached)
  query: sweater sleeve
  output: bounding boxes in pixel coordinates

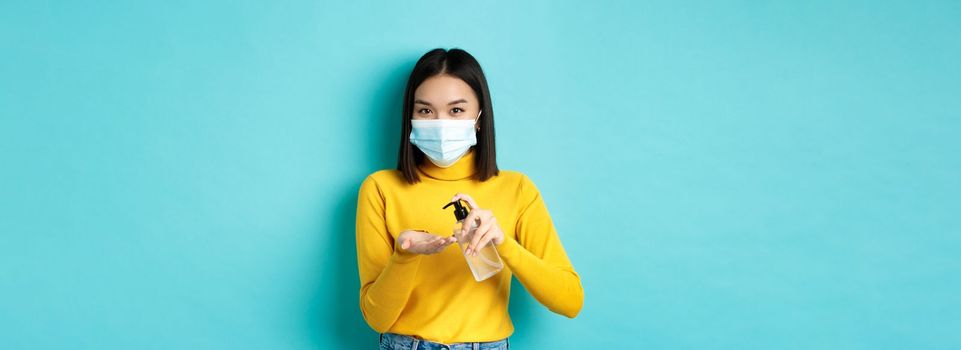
[355,175,423,332]
[496,175,585,318]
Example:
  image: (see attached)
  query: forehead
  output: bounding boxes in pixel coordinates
[414,74,477,101]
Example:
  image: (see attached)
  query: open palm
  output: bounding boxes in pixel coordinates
[397,230,457,255]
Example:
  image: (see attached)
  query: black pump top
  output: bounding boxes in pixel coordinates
[442,200,470,221]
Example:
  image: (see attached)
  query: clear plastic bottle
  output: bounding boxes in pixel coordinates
[443,200,503,281]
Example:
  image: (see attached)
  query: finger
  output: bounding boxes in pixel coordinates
[468,228,492,257]
[474,215,495,239]
[436,235,452,245]
[420,242,439,255]
[473,232,495,256]
[441,236,457,245]
[451,193,480,209]
[465,218,489,254]
[462,211,490,254]
[472,217,498,253]
[400,238,411,250]
[409,234,436,250]
[426,237,453,254]
[423,236,456,255]
[460,217,478,254]
[467,219,493,255]
[460,210,481,236]
[425,236,443,248]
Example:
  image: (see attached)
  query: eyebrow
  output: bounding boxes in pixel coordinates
[414,99,469,106]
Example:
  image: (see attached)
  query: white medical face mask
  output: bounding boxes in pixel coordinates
[409,111,481,168]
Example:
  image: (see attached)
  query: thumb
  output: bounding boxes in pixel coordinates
[401,239,411,250]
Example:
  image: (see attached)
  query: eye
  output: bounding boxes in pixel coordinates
[417,108,432,115]
[451,107,464,114]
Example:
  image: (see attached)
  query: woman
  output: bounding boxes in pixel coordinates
[356,48,584,350]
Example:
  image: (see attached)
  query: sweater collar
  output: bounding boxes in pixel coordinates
[417,148,477,181]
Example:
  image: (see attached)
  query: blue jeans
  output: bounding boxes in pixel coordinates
[379,332,509,350]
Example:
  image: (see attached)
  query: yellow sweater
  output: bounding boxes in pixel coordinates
[355,149,584,343]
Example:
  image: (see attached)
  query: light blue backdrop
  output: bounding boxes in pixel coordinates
[2,1,959,349]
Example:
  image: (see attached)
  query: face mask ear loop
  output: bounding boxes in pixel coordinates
[474,110,482,131]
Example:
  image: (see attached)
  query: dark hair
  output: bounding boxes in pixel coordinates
[397,48,499,184]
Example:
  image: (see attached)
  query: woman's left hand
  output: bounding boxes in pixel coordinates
[451,193,505,256]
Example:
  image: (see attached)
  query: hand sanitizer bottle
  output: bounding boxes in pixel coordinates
[443,200,504,281]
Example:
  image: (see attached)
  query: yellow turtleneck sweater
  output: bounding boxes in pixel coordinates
[355,149,584,343]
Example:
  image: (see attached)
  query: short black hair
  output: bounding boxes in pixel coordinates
[397,48,499,184]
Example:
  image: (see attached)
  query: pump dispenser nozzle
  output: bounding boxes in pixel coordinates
[443,200,469,221]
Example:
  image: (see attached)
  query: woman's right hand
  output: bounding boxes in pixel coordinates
[397,230,457,255]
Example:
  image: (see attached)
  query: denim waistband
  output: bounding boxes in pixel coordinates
[380,332,509,350]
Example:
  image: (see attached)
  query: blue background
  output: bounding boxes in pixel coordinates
[2,1,959,349]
